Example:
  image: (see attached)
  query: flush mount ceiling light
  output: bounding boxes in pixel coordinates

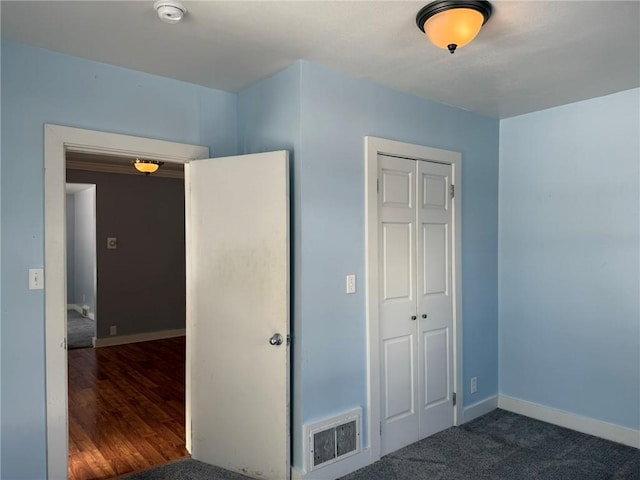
[416,1,492,54]
[154,0,187,24]
[133,159,164,175]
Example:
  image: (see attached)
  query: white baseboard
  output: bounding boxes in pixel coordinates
[463,395,498,423]
[291,448,372,480]
[94,328,185,347]
[498,394,640,449]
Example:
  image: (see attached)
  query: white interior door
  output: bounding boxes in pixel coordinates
[417,161,454,438]
[378,154,454,456]
[379,154,419,455]
[185,151,290,480]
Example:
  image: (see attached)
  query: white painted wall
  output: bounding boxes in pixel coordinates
[65,194,75,304]
[73,187,96,315]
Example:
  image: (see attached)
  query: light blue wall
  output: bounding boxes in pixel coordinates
[499,88,640,430]
[297,61,499,447]
[236,62,304,465]
[0,40,237,479]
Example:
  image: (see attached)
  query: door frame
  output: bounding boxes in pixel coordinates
[44,124,209,479]
[364,136,463,462]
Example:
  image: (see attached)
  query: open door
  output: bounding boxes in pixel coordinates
[185,151,290,479]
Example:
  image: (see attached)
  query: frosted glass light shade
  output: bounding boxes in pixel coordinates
[416,1,492,54]
[424,8,484,50]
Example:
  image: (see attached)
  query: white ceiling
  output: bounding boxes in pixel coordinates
[2,1,639,119]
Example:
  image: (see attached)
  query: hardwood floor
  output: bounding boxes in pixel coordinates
[68,337,188,480]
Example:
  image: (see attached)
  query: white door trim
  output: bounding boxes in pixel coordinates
[364,136,463,462]
[44,124,209,479]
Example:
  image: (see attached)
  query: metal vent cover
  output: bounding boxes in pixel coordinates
[313,428,336,466]
[336,420,357,456]
[305,407,362,472]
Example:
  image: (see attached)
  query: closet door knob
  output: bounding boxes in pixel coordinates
[411,315,417,321]
[422,314,428,319]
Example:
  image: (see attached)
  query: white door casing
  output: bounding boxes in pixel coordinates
[365,136,462,463]
[186,152,290,480]
[46,127,291,479]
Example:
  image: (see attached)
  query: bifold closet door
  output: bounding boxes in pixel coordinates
[379,154,454,456]
[379,154,420,455]
[416,160,454,439]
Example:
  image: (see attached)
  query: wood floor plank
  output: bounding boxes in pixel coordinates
[68,337,188,480]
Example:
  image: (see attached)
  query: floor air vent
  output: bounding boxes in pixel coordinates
[305,407,361,471]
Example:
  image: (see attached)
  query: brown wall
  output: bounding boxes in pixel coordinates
[67,169,185,339]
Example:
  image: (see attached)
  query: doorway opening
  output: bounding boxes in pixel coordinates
[64,153,188,478]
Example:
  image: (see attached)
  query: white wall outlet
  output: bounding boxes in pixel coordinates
[471,376,478,394]
[109,325,117,336]
[346,274,356,294]
[107,237,118,249]
[29,268,44,290]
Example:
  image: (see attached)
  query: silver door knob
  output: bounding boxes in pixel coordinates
[269,333,284,346]
[422,314,428,319]
[411,315,417,321]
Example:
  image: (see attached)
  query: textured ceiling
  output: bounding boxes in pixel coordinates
[2,1,639,118]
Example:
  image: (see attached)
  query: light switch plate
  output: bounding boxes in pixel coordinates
[107,237,118,249]
[29,268,44,290]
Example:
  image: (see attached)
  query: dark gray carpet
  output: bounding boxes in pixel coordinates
[340,410,639,480]
[67,309,95,349]
[122,459,252,480]
[121,410,639,480]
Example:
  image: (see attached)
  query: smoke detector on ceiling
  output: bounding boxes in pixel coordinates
[154,0,187,24]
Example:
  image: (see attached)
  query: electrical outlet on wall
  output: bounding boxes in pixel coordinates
[110,325,117,336]
[471,377,478,394]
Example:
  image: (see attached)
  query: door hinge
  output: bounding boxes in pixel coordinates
[287,334,291,346]
[377,178,379,193]
[450,184,455,198]
[452,392,457,406]
[380,421,382,436]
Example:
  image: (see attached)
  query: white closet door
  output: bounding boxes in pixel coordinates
[378,154,455,456]
[378,154,419,455]
[417,161,454,438]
